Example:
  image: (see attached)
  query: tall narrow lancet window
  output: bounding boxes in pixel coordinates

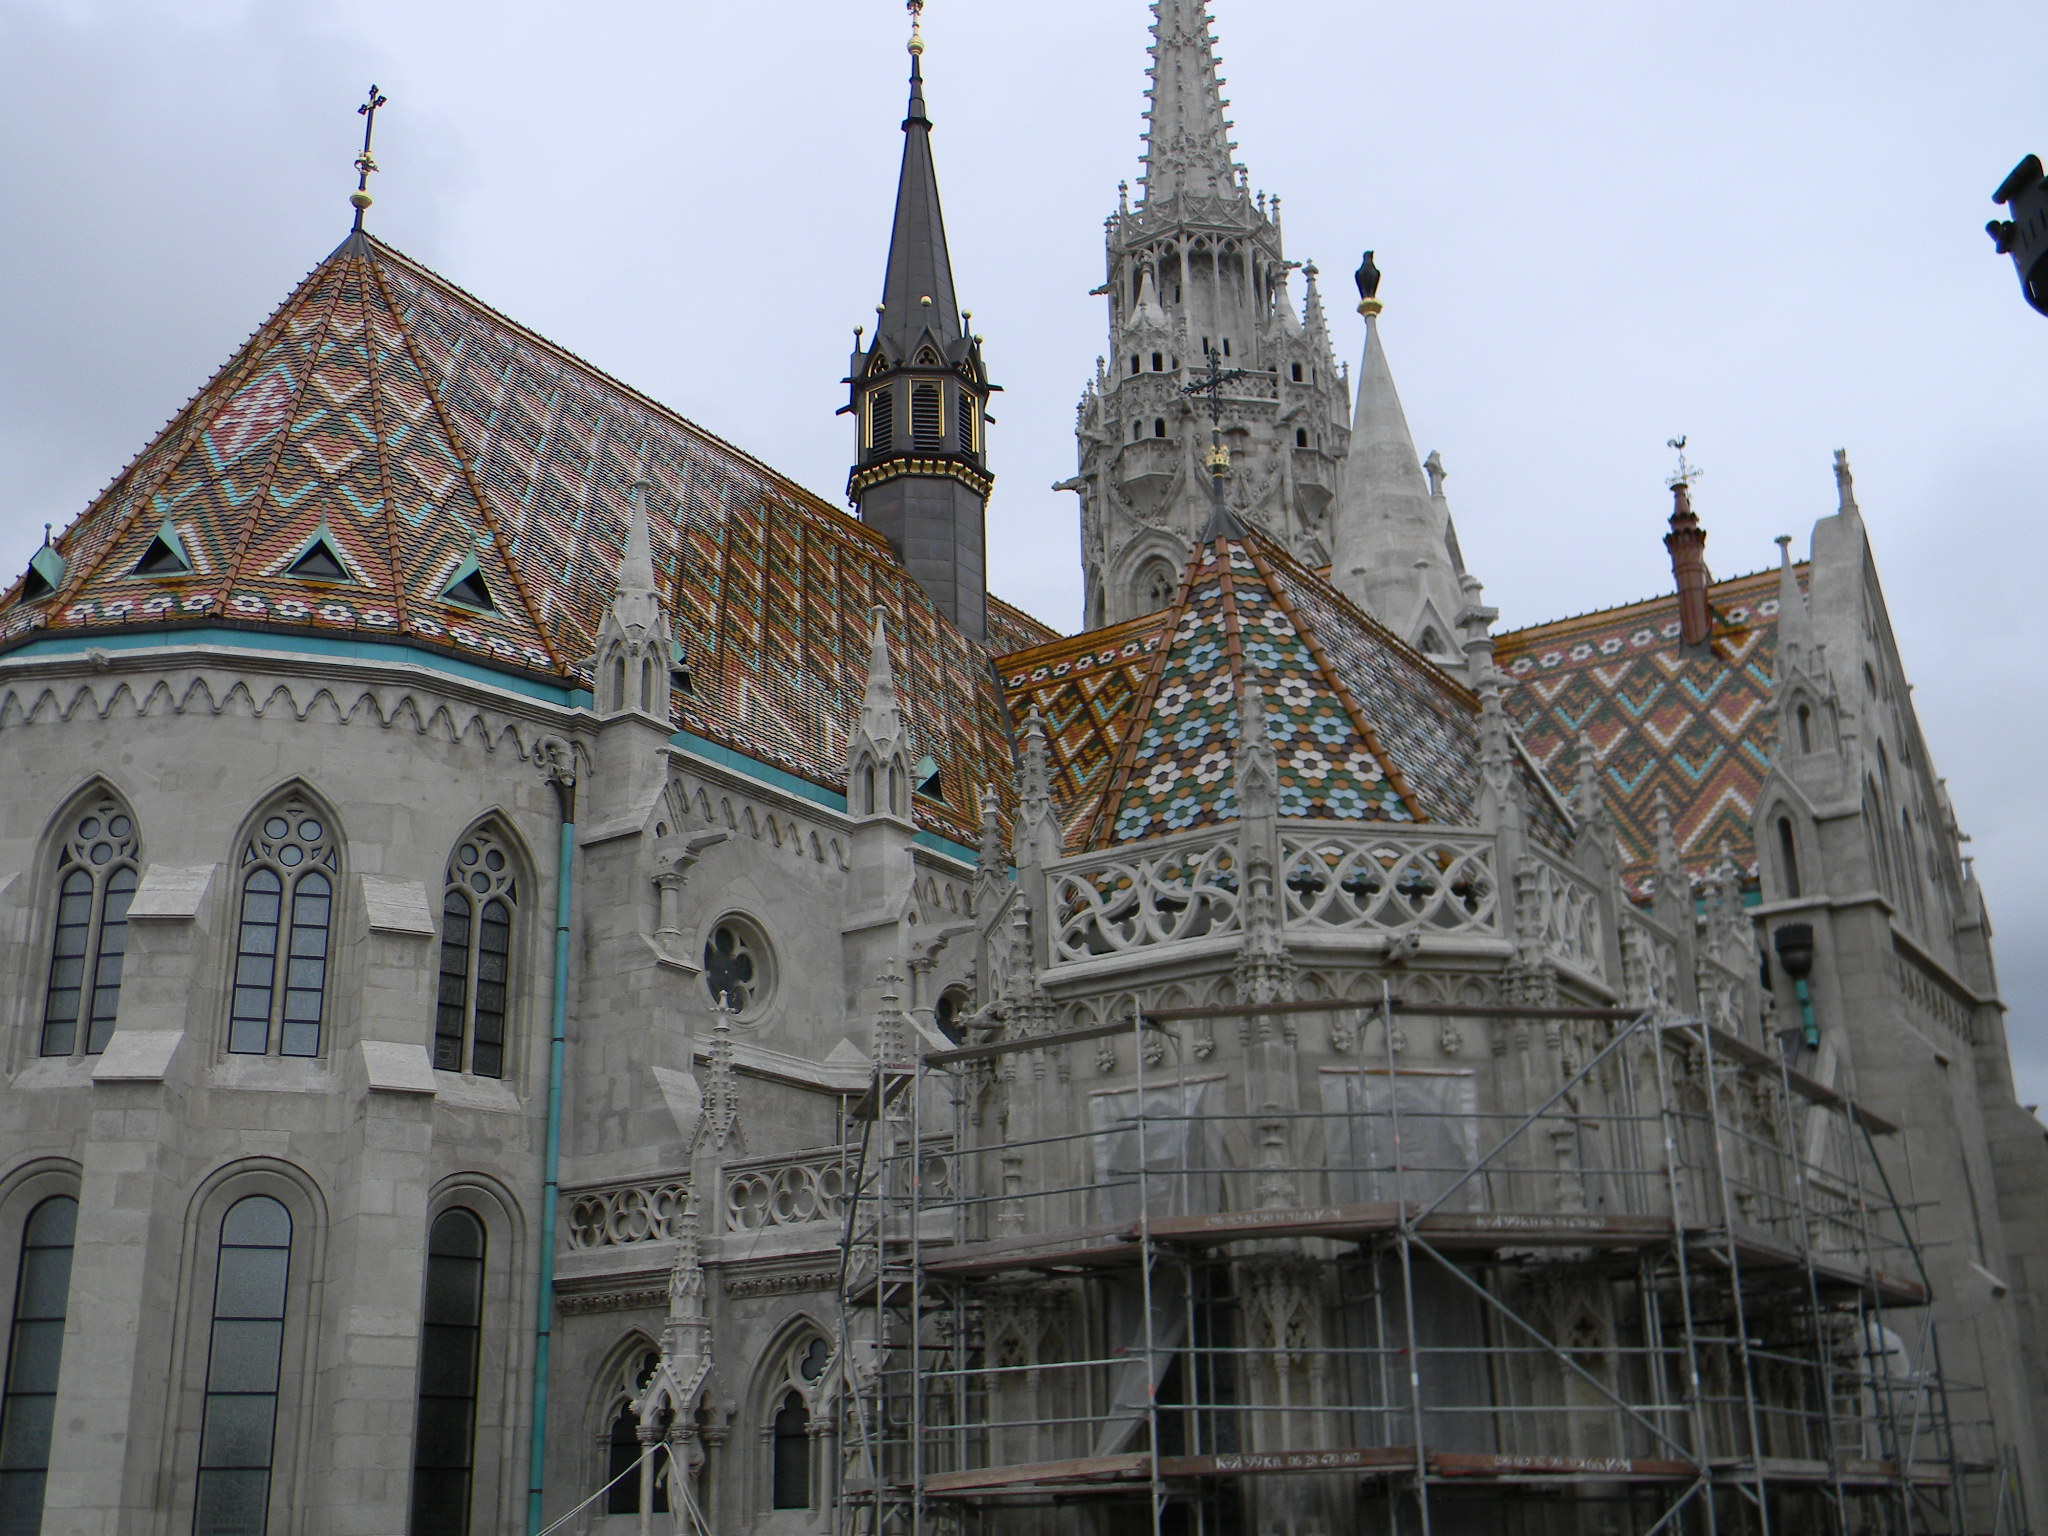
[603,1351,668,1516]
[409,1210,485,1536]
[436,832,517,1078]
[0,1196,77,1529]
[770,1392,811,1508]
[193,1196,292,1536]
[1777,816,1802,900]
[229,801,338,1057]
[40,797,141,1057]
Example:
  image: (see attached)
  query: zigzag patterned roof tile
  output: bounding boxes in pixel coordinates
[1495,565,1798,897]
[0,232,1022,843]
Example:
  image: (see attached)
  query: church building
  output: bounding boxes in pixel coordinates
[0,3,2040,1533]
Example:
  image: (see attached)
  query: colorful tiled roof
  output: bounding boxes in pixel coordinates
[1496,566,1797,896]
[0,233,1021,843]
[996,612,1172,848]
[1000,522,1574,854]
[986,596,1062,656]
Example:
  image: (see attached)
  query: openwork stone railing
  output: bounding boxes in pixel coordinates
[1696,952,1749,1034]
[725,1150,850,1232]
[1522,857,1604,977]
[1050,832,1242,962]
[1620,910,1684,1016]
[1280,830,1500,936]
[564,1177,691,1251]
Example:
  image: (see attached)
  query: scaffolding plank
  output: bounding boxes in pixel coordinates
[920,1222,1137,1276]
[1144,1202,1403,1244]
[1418,1211,1675,1249]
[1157,1447,1417,1478]
[1432,1451,1696,1480]
[923,1454,1149,1493]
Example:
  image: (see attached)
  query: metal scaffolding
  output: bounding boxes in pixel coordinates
[835,996,2026,1536]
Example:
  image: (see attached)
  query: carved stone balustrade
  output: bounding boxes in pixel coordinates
[564,1176,692,1251]
[1050,830,1242,963]
[1280,829,1500,938]
[724,1149,850,1232]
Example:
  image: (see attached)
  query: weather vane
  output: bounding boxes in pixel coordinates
[1183,344,1252,518]
[1666,435,1703,490]
[350,84,388,232]
[907,0,925,55]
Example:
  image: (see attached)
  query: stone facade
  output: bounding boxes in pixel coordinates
[0,2,2042,1533]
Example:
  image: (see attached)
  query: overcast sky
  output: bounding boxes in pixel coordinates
[4,0,2045,1103]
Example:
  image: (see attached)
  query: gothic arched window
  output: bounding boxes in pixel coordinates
[437,832,518,1078]
[410,1209,485,1535]
[767,1334,829,1511]
[1796,703,1813,754]
[0,1196,77,1529]
[229,799,338,1057]
[40,796,141,1057]
[770,1392,810,1509]
[1776,816,1802,899]
[193,1196,292,1535]
[1136,560,1177,614]
[603,1350,669,1516]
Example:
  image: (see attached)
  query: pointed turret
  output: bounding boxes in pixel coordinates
[592,480,676,724]
[846,608,914,821]
[1330,262,1473,663]
[846,11,996,642]
[1140,0,1240,205]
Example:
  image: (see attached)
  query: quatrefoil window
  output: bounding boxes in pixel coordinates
[703,917,771,1018]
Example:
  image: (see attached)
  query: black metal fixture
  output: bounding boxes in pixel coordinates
[1773,923,1818,1050]
[1988,155,2048,317]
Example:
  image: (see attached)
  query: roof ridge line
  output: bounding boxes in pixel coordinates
[1241,535,1429,824]
[359,250,414,638]
[1495,563,1800,645]
[50,255,339,611]
[1248,527,1479,711]
[996,609,1165,668]
[218,246,356,602]
[361,235,881,546]
[1074,533,1207,849]
[361,245,567,674]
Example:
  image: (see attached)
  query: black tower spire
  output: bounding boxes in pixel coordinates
[846,5,996,642]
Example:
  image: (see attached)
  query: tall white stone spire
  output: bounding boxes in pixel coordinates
[1140,0,1238,204]
[1066,0,1349,627]
[1330,265,1475,666]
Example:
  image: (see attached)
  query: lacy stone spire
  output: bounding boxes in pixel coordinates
[1066,0,1349,628]
[845,13,996,643]
[1330,267,1484,668]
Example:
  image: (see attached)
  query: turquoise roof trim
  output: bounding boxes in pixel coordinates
[0,625,594,708]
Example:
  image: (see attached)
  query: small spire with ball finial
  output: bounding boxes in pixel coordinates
[350,84,388,231]
[907,0,925,56]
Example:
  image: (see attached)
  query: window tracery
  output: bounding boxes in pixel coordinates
[41,796,140,1057]
[229,799,338,1057]
[437,831,518,1078]
[703,918,772,1018]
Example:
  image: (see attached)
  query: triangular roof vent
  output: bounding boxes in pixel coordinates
[913,754,944,799]
[133,522,192,578]
[440,555,497,613]
[19,541,65,603]
[285,528,351,583]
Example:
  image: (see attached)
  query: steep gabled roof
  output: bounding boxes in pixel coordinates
[997,611,1172,849]
[0,232,1021,843]
[999,521,1572,854]
[1496,565,1798,895]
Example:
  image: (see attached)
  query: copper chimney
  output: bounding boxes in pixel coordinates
[1665,481,1711,647]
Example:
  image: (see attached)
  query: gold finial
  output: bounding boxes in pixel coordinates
[907,0,925,56]
[350,84,388,230]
